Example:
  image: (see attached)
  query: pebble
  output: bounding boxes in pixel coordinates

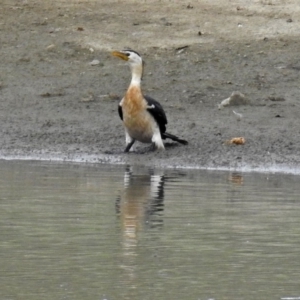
[81,92,95,102]
[268,96,285,102]
[49,27,61,33]
[89,59,100,66]
[46,44,56,51]
[233,110,243,121]
[218,91,249,109]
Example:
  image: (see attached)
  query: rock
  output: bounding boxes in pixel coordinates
[18,57,30,62]
[268,96,285,102]
[218,91,249,109]
[89,59,100,66]
[81,92,95,102]
[232,110,243,121]
[39,90,65,98]
[98,93,120,101]
[49,27,61,33]
[46,44,56,51]
[108,93,120,100]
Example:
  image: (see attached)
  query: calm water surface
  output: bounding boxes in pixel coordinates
[0,160,300,300]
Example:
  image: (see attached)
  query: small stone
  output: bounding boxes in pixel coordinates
[81,92,95,102]
[39,90,65,98]
[108,93,120,100]
[49,27,61,33]
[89,59,100,66]
[218,91,249,109]
[19,57,30,62]
[233,110,243,121]
[46,44,55,51]
[268,96,285,102]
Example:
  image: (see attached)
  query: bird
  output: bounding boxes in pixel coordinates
[111,49,188,152]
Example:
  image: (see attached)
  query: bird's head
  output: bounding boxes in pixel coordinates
[112,49,144,82]
[112,49,143,67]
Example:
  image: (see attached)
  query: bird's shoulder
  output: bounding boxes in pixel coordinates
[144,95,168,126]
[144,95,163,109]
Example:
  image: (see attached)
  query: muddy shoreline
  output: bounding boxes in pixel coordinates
[1,1,300,174]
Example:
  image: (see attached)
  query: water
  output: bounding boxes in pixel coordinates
[0,160,300,300]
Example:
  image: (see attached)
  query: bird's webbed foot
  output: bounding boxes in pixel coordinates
[150,143,157,151]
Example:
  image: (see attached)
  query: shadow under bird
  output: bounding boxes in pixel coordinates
[112,49,188,152]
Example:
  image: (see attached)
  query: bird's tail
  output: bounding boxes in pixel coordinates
[162,132,188,145]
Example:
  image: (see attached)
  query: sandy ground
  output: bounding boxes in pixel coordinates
[1,0,300,173]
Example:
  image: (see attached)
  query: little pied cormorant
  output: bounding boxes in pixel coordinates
[112,49,188,152]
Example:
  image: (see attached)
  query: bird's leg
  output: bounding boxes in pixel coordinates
[124,131,135,153]
[152,129,165,151]
[124,140,135,153]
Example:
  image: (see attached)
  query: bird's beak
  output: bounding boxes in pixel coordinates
[111,51,129,61]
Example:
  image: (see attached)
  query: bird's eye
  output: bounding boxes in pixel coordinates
[125,53,130,57]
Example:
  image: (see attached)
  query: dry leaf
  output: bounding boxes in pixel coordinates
[225,137,246,145]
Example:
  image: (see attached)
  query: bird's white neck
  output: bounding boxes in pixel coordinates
[130,63,143,86]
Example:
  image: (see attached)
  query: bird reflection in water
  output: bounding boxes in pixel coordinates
[116,166,165,238]
[115,166,165,291]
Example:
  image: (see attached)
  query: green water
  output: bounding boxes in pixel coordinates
[0,161,299,300]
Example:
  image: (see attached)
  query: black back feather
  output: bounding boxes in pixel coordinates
[118,105,123,121]
[144,95,168,134]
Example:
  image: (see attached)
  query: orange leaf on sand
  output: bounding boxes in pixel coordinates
[225,137,246,145]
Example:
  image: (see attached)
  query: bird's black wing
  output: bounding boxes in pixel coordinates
[144,95,167,134]
[118,104,123,121]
